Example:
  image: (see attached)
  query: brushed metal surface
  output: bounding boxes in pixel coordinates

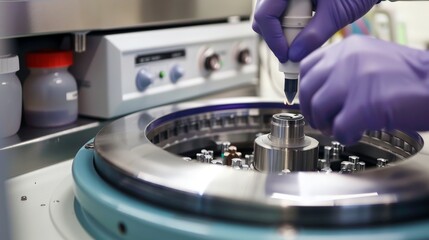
[91,98,429,226]
[0,119,105,178]
[254,113,319,172]
[254,134,319,172]
[0,0,253,39]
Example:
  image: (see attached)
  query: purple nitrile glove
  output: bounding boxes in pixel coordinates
[299,35,429,144]
[252,0,377,63]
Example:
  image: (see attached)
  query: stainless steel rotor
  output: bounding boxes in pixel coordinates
[254,113,319,172]
[91,98,429,227]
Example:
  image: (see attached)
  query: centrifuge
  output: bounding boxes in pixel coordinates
[9,98,429,239]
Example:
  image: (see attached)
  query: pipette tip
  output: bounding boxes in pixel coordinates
[284,78,298,105]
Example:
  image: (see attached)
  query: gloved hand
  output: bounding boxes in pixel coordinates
[299,35,429,144]
[252,0,377,63]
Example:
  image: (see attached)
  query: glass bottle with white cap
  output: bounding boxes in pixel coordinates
[0,55,21,138]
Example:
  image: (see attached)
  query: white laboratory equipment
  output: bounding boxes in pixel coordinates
[0,55,21,138]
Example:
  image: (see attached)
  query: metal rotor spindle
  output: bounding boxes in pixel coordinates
[270,113,305,144]
[253,113,319,172]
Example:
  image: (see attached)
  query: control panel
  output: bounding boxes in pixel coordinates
[72,22,258,118]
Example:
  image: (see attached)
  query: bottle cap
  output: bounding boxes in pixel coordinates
[26,50,73,68]
[0,54,19,74]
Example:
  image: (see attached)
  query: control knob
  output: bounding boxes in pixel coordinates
[136,69,154,92]
[170,65,185,84]
[204,52,221,72]
[237,48,252,65]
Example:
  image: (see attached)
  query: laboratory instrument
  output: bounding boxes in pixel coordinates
[279,0,312,104]
[0,55,21,137]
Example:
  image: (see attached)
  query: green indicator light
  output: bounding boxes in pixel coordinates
[159,71,165,79]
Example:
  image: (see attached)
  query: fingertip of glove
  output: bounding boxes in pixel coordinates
[278,55,288,63]
[289,22,333,62]
[273,51,288,63]
[333,126,362,145]
[252,22,261,35]
[288,47,305,62]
